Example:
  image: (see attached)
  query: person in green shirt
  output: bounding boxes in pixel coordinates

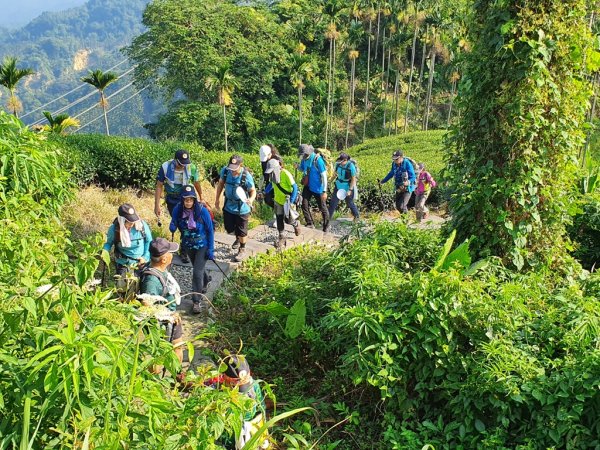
[264,159,301,248]
[139,237,184,366]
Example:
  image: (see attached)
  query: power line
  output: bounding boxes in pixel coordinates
[74,85,149,133]
[29,65,138,126]
[21,58,130,119]
[72,80,136,120]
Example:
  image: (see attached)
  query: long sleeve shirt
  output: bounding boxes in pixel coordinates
[381,160,416,192]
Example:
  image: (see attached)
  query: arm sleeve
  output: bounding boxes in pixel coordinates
[142,222,152,262]
[290,173,299,203]
[299,159,306,172]
[321,171,327,192]
[407,162,416,183]
[169,205,180,233]
[202,208,215,253]
[156,164,166,182]
[103,223,115,252]
[428,173,437,188]
[381,166,394,184]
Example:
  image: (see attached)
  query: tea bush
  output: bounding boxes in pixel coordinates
[0,114,271,448]
[214,221,600,448]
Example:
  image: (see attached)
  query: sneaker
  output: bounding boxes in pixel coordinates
[180,252,190,264]
[192,302,202,314]
[231,238,240,249]
[294,225,301,236]
[233,247,246,262]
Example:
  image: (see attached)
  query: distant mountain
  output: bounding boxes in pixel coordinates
[0,0,87,29]
[0,0,156,137]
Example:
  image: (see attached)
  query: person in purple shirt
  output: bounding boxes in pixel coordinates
[379,150,416,214]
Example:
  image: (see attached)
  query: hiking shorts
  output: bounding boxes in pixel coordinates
[223,210,249,237]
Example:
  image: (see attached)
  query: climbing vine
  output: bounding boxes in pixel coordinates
[446,0,597,269]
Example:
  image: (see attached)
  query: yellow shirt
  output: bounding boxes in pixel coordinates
[273,169,295,205]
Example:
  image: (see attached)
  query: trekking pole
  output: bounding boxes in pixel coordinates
[376,179,385,211]
[100,259,107,288]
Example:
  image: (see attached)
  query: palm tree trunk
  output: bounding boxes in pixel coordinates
[299,85,303,145]
[383,48,391,131]
[415,24,428,121]
[393,62,400,135]
[223,103,228,152]
[422,47,436,131]
[374,6,381,60]
[9,90,17,117]
[101,92,110,135]
[345,58,356,149]
[446,78,457,128]
[403,19,419,133]
[362,17,373,142]
[325,37,333,149]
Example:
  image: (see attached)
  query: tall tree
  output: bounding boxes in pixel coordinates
[0,57,34,117]
[403,8,426,133]
[361,2,376,141]
[447,0,595,269]
[81,69,118,135]
[205,64,238,152]
[290,48,315,145]
[345,20,364,148]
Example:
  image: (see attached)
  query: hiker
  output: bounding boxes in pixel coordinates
[221,355,269,450]
[264,159,301,248]
[215,155,257,262]
[328,152,359,221]
[379,150,416,214]
[103,203,152,276]
[415,162,437,222]
[154,149,203,263]
[138,237,184,367]
[259,144,283,209]
[169,185,215,314]
[296,143,329,232]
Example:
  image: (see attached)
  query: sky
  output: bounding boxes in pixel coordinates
[0,0,87,29]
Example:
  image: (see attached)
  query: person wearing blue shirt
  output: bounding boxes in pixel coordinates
[328,152,360,221]
[379,150,416,214]
[103,203,153,276]
[295,144,330,232]
[170,185,215,314]
[215,155,257,262]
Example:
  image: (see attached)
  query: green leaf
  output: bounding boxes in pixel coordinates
[442,239,472,271]
[463,259,489,277]
[474,419,486,432]
[241,407,312,450]
[254,301,290,316]
[285,299,306,339]
[434,230,456,271]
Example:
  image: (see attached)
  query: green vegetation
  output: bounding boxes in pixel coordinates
[446,0,594,270]
[214,222,600,448]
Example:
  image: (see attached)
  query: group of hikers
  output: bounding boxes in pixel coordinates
[101,144,436,449]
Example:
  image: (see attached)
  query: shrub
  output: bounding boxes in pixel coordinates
[569,192,600,270]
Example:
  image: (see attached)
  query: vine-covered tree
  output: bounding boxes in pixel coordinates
[446,0,597,269]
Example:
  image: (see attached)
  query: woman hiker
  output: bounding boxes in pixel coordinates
[169,185,215,314]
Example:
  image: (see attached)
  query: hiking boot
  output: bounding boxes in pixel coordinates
[233,247,246,262]
[231,238,240,249]
[423,212,429,220]
[294,224,301,236]
[192,302,202,314]
[180,252,190,264]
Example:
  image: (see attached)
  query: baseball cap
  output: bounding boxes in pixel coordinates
[337,152,350,161]
[259,145,272,162]
[392,150,404,160]
[117,203,140,223]
[149,237,179,258]
[227,155,243,171]
[181,184,197,199]
[175,149,191,165]
[223,354,250,379]
[297,143,314,157]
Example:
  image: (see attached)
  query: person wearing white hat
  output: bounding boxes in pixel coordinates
[264,159,301,248]
[328,153,359,221]
[258,144,282,208]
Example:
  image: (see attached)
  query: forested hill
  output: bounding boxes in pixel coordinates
[0,0,155,136]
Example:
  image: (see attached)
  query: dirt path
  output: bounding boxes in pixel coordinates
[170,212,446,372]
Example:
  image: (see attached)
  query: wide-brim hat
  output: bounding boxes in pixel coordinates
[118,203,140,222]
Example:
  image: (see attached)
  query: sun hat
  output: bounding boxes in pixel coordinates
[117,203,140,223]
[175,149,191,165]
[149,237,179,257]
[259,145,272,162]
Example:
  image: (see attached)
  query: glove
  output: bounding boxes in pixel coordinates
[206,250,215,261]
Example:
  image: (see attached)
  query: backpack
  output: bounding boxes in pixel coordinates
[314,148,335,179]
[113,218,149,260]
[335,158,360,183]
[224,167,251,201]
[138,264,168,298]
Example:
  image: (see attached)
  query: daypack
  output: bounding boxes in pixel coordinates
[302,150,334,186]
[138,264,168,298]
[335,158,360,183]
[224,168,251,202]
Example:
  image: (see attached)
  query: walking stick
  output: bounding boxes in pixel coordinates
[376,179,385,211]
